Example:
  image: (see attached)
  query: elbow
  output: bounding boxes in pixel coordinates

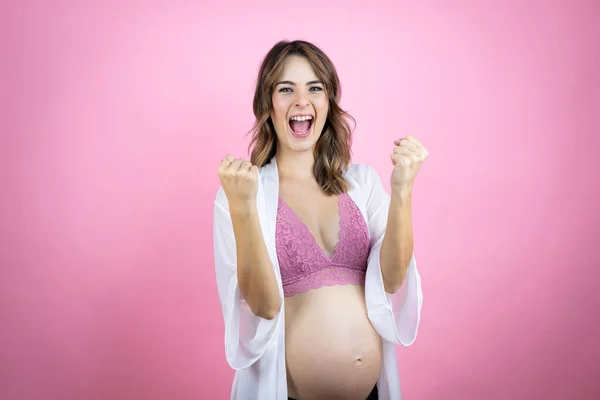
[383,273,407,294]
[258,308,278,320]
[384,284,399,295]
[381,256,412,294]
[256,301,281,320]
[248,297,281,320]
[241,285,282,320]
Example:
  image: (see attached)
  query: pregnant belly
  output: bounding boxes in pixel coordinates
[284,285,383,400]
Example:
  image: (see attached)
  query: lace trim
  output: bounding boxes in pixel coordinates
[276,193,371,297]
[283,267,366,297]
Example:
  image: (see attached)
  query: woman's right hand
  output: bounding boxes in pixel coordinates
[217,154,259,211]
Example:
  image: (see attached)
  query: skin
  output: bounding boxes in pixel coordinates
[217,54,428,398]
[217,157,280,319]
[216,54,331,319]
[380,135,428,293]
[270,54,329,173]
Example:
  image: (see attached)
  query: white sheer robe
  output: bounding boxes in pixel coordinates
[214,156,423,399]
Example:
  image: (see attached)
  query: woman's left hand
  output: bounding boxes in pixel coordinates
[390,135,428,192]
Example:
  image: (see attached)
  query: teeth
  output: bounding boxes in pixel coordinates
[290,115,313,121]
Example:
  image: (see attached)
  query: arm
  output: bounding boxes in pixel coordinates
[216,156,281,320]
[230,205,281,319]
[363,166,422,346]
[379,186,414,294]
[365,136,426,345]
[214,186,282,370]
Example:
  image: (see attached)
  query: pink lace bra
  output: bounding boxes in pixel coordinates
[275,192,370,297]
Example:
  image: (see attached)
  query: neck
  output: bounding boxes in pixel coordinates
[275,148,315,181]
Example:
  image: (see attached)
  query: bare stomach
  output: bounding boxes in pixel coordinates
[284,285,383,400]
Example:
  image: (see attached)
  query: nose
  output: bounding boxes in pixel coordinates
[294,90,310,107]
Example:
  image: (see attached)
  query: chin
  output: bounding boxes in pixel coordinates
[291,128,322,151]
[291,142,316,153]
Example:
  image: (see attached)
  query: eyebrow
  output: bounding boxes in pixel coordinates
[275,80,323,86]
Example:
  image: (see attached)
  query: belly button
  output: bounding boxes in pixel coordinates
[354,358,362,367]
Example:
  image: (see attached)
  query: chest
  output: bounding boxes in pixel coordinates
[278,185,341,257]
[274,180,371,296]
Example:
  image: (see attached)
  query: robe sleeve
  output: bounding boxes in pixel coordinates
[363,166,423,346]
[213,187,282,370]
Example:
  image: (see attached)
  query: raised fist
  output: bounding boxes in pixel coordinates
[390,135,428,191]
[217,154,260,210]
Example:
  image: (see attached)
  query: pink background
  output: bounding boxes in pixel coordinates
[2,1,599,399]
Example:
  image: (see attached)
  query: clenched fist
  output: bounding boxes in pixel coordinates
[390,135,428,191]
[217,155,260,211]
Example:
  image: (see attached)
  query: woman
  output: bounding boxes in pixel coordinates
[214,40,427,400]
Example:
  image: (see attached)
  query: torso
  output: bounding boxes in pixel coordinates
[278,178,383,400]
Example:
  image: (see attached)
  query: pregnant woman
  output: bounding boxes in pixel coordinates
[214,40,427,400]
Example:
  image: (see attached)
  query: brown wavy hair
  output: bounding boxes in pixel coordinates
[247,40,355,195]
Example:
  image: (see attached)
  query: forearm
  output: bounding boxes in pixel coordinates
[379,186,414,294]
[230,206,281,319]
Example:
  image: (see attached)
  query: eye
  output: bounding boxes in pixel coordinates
[310,86,324,92]
[279,87,292,93]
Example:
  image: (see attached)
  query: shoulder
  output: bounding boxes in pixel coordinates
[345,163,383,189]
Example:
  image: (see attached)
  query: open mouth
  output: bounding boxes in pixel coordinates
[288,115,314,138]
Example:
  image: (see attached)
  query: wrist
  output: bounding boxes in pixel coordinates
[391,184,413,200]
[229,200,258,215]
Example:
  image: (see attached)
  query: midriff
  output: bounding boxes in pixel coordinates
[284,284,382,400]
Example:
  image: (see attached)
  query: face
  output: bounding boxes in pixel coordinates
[270,55,329,154]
